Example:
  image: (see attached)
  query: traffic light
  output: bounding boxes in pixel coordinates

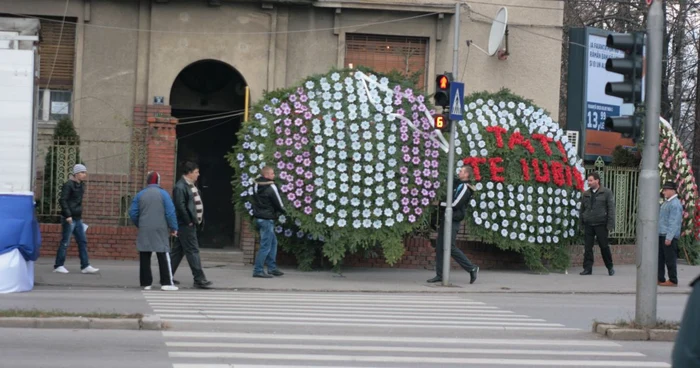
[434,114,449,131]
[434,74,451,107]
[605,114,643,142]
[605,32,644,104]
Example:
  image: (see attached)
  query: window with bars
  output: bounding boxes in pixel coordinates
[345,34,428,90]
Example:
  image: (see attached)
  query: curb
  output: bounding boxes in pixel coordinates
[0,315,164,331]
[591,321,678,342]
[32,282,693,295]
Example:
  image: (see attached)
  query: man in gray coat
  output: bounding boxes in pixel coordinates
[129,172,179,291]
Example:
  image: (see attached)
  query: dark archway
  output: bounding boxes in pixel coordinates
[170,59,246,249]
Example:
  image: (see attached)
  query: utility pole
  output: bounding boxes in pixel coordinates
[442,2,460,286]
[635,0,663,327]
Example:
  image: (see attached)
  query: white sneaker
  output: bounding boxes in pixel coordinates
[143,286,153,290]
[81,265,100,274]
[53,266,69,274]
[161,285,179,291]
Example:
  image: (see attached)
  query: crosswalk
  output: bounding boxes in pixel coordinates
[143,291,671,368]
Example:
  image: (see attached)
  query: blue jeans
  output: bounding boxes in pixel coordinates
[254,219,278,274]
[54,218,90,270]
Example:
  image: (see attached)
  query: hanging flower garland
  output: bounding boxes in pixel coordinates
[659,117,700,263]
[452,90,585,264]
[228,69,446,266]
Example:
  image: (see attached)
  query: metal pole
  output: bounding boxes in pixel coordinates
[635,0,662,327]
[244,86,250,122]
[442,2,460,286]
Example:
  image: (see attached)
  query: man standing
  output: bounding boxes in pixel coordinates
[658,181,683,287]
[171,161,212,289]
[53,164,99,274]
[672,274,700,366]
[579,172,616,276]
[129,172,179,291]
[252,166,285,278]
[427,166,479,284]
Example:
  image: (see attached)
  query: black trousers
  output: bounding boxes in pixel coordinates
[658,236,679,284]
[434,220,476,278]
[170,225,207,284]
[583,224,614,271]
[139,252,174,287]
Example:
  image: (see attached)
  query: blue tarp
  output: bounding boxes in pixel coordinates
[0,193,41,262]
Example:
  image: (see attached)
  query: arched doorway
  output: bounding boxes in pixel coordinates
[170,59,246,249]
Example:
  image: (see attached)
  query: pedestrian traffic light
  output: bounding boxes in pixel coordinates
[605,114,643,142]
[605,32,644,104]
[434,74,451,107]
[434,114,449,131]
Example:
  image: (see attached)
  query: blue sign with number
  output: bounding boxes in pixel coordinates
[585,102,620,131]
[449,82,465,120]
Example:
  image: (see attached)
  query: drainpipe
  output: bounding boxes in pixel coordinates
[266,6,278,92]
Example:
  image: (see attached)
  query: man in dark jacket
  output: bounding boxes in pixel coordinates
[252,166,285,278]
[53,164,99,274]
[171,161,212,289]
[427,166,479,284]
[579,172,616,276]
[129,171,179,291]
[672,274,700,366]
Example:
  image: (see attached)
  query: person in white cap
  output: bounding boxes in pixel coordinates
[53,164,99,274]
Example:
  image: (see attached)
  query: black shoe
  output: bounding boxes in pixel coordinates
[269,270,284,276]
[426,276,442,283]
[608,268,615,276]
[580,270,592,275]
[172,279,180,285]
[469,266,479,284]
[253,273,273,278]
[200,280,213,286]
[194,282,212,289]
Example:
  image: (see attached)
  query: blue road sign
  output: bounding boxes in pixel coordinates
[449,82,465,120]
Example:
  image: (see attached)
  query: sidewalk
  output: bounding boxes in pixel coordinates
[33,257,700,294]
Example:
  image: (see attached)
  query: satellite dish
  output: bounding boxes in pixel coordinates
[466,7,509,58]
[488,7,508,56]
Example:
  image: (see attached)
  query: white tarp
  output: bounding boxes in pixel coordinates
[0,248,35,293]
[0,48,35,192]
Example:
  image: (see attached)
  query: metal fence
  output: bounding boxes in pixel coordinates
[585,164,640,244]
[35,128,148,225]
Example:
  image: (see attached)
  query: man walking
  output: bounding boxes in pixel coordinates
[129,172,179,291]
[171,161,212,289]
[53,164,99,274]
[658,181,683,287]
[672,274,700,366]
[579,172,615,276]
[427,166,479,284]
[252,166,285,278]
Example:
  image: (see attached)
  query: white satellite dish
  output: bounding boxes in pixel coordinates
[466,7,509,59]
[488,7,508,56]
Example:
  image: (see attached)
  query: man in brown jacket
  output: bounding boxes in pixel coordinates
[579,172,616,276]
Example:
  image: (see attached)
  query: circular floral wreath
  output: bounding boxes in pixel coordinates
[452,90,586,265]
[659,117,700,262]
[229,69,446,264]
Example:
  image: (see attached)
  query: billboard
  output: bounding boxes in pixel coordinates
[566,27,640,162]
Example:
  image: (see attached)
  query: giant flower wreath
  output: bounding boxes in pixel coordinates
[228,69,447,267]
[453,90,586,270]
[659,117,700,263]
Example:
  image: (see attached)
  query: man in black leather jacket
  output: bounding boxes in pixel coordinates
[672,274,700,366]
[427,166,479,284]
[53,164,99,274]
[170,161,212,289]
[251,166,286,278]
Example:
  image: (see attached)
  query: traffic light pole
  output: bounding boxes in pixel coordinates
[442,2,460,287]
[635,0,662,328]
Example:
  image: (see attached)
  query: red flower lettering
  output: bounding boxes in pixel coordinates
[489,157,505,182]
[486,126,507,148]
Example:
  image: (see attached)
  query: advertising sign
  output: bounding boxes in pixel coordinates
[566,27,641,162]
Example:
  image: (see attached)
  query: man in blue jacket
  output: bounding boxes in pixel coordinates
[658,181,683,287]
[129,172,179,291]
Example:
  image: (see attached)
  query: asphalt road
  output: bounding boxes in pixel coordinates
[1,288,686,367]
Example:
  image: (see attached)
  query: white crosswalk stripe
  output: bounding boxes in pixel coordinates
[143,291,671,368]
